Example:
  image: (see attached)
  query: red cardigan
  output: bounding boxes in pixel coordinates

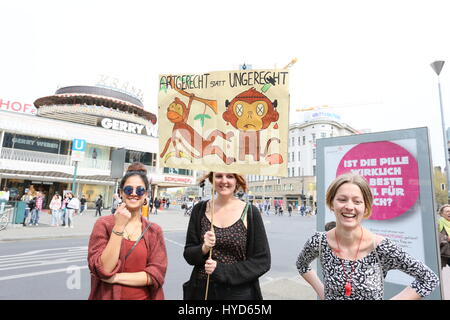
[87,215,167,300]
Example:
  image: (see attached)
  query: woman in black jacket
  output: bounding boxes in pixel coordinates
[183,172,271,300]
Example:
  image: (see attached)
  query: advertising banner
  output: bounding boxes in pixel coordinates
[158,69,289,176]
[316,127,442,299]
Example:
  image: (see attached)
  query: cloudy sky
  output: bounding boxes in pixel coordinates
[1,0,449,167]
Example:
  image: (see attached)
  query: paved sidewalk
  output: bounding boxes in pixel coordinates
[0,206,189,242]
[1,206,447,300]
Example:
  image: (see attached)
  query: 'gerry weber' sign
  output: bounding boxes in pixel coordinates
[99,117,154,136]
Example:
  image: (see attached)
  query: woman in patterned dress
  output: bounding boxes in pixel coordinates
[296,172,439,300]
[183,172,271,300]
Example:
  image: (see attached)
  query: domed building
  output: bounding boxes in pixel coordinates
[0,85,195,208]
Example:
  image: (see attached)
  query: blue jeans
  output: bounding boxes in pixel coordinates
[23,208,30,224]
[30,209,40,225]
[51,209,60,226]
[61,208,66,224]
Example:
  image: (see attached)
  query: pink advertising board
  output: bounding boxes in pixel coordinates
[336,141,419,220]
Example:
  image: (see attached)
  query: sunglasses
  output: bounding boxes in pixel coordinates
[122,185,146,196]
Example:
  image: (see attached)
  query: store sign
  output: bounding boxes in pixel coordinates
[3,133,61,154]
[96,75,144,102]
[99,117,154,136]
[0,98,37,115]
[71,139,86,162]
[164,176,193,184]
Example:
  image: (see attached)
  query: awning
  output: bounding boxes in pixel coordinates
[0,169,116,185]
[0,111,158,153]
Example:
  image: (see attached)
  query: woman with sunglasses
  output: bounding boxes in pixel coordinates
[87,162,168,300]
[183,172,271,300]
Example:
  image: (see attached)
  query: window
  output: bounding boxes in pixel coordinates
[298,136,300,145]
[302,136,306,145]
[313,148,316,159]
[312,133,316,143]
[321,132,326,138]
[298,151,301,161]
[313,165,316,176]
[292,137,295,146]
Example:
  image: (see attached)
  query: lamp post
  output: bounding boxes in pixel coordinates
[430,60,450,199]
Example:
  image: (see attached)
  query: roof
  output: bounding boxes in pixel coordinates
[34,85,157,124]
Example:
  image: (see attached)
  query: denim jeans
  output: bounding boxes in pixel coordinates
[23,207,30,224]
[65,209,74,227]
[61,208,66,224]
[51,209,60,226]
[30,209,40,225]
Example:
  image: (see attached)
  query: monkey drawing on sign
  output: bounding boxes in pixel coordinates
[222,87,283,165]
[160,80,235,165]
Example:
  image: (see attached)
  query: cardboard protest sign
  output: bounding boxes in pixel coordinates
[158,69,290,300]
[158,69,289,176]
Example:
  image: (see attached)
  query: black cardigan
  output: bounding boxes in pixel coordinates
[183,200,271,299]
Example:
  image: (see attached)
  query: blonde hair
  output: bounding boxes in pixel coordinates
[438,204,450,216]
[326,172,373,219]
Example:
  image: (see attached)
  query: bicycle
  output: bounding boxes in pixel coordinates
[0,207,12,231]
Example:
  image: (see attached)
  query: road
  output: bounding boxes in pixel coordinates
[1,212,448,300]
[0,213,317,300]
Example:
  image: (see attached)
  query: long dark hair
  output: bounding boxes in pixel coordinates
[119,162,150,191]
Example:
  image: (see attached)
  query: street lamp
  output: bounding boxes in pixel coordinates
[430,60,450,199]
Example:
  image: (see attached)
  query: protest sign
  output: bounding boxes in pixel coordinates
[158,69,289,176]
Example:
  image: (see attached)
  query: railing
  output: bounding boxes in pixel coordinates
[0,148,111,170]
[0,147,71,166]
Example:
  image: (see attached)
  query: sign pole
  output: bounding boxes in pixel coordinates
[205,172,215,300]
[72,161,78,195]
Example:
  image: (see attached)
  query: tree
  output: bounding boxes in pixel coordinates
[433,167,448,207]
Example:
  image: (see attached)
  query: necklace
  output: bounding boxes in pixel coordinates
[124,223,141,240]
[335,227,364,297]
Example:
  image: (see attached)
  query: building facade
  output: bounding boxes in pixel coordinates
[0,86,196,208]
[247,110,359,210]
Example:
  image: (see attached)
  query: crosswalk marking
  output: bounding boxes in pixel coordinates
[0,237,183,281]
[0,266,89,281]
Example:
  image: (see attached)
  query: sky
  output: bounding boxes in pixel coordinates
[1,0,450,168]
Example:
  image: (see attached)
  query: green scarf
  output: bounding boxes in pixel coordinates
[438,217,450,235]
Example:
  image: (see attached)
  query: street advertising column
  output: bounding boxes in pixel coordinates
[316,127,442,300]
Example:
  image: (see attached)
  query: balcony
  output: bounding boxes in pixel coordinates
[0,147,111,171]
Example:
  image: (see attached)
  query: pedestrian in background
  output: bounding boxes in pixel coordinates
[65,193,80,228]
[438,204,450,269]
[50,193,62,226]
[154,198,160,215]
[28,194,38,226]
[31,192,43,226]
[148,197,154,215]
[288,204,293,217]
[0,187,10,214]
[296,172,439,300]
[95,195,103,217]
[21,189,33,226]
[80,195,87,215]
[111,193,121,215]
[87,162,167,300]
[183,172,271,300]
[61,193,69,226]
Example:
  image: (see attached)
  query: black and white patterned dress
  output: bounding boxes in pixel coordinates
[296,232,439,300]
